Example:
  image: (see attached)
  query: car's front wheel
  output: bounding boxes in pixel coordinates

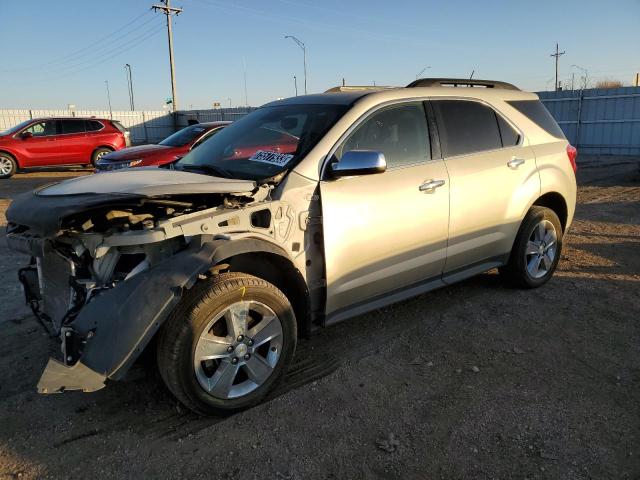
[0,153,17,179]
[500,206,563,288]
[157,272,297,416]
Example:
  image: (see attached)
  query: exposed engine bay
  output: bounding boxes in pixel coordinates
[6,168,320,394]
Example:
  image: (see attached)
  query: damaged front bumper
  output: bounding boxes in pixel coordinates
[24,240,222,394]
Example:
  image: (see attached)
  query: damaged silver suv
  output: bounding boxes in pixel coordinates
[7,79,577,415]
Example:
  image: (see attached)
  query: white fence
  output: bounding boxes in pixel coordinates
[0,108,254,145]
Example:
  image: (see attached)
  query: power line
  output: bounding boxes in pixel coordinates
[7,26,164,86]
[152,0,183,112]
[0,10,155,73]
[36,21,165,74]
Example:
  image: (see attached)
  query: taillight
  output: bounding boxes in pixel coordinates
[566,144,577,173]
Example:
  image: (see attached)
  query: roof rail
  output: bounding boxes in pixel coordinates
[324,85,395,93]
[407,78,520,91]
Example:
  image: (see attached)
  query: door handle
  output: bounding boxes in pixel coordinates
[507,158,525,169]
[419,179,446,192]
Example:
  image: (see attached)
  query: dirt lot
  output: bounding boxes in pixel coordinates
[0,159,638,479]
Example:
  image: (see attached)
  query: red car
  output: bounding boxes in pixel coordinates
[0,117,129,178]
[96,121,230,171]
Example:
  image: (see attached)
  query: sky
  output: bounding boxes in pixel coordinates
[0,0,638,111]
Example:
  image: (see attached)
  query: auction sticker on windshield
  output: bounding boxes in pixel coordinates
[248,150,294,167]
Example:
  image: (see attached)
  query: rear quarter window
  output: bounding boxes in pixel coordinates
[507,100,565,139]
[110,121,127,133]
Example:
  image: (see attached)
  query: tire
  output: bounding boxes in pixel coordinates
[499,206,563,289]
[157,272,297,416]
[0,153,17,179]
[91,147,113,166]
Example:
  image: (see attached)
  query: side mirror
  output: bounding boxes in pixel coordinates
[20,131,33,139]
[331,150,386,177]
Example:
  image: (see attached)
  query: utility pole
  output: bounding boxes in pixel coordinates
[124,64,135,111]
[104,80,112,119]
[550,43,565,92]
[293,75,298,96]
[285,35,307,94]
[152,0,182,112]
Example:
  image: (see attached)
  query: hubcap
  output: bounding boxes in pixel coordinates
[0,157,13,175]
[96,150,109,159]
[525,220,557,279]
[193,300,283,400]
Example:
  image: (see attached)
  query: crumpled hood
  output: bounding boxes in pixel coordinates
[101,144,173,161]
[38,168,256,196]
[6,169,257,237]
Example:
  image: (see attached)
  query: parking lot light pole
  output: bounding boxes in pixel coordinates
[104,80,113,119]
[285,35,307,94]
[124,64,135,111]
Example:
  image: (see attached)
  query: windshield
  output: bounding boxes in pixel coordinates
[176,104,348,180]
[1,119,34,136]
[160,124,211,147]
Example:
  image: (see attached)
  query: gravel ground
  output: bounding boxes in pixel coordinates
[0,159,638,480]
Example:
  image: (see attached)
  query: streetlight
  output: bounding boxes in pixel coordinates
[571,64,589,90]
[285,35,307,94]
[104,80,112,119]
[293,75,298,96]
[416,65,431,79]
[124,64,135,111]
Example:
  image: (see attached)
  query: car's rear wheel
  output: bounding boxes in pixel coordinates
[0,153,17,179]
[157,272,297,416]
[499,206,563,288]
[91,147,113,166]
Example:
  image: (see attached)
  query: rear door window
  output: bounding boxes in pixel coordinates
[432,100,502,157]
[60,119,86,134]
[507,100,565,139]
[85,120,104,132]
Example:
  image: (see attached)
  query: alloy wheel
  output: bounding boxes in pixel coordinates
[525,220,558,279]
[0,157,13,176]
[193,300,283,399]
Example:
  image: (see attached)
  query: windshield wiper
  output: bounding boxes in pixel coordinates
[178,164,231,178]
